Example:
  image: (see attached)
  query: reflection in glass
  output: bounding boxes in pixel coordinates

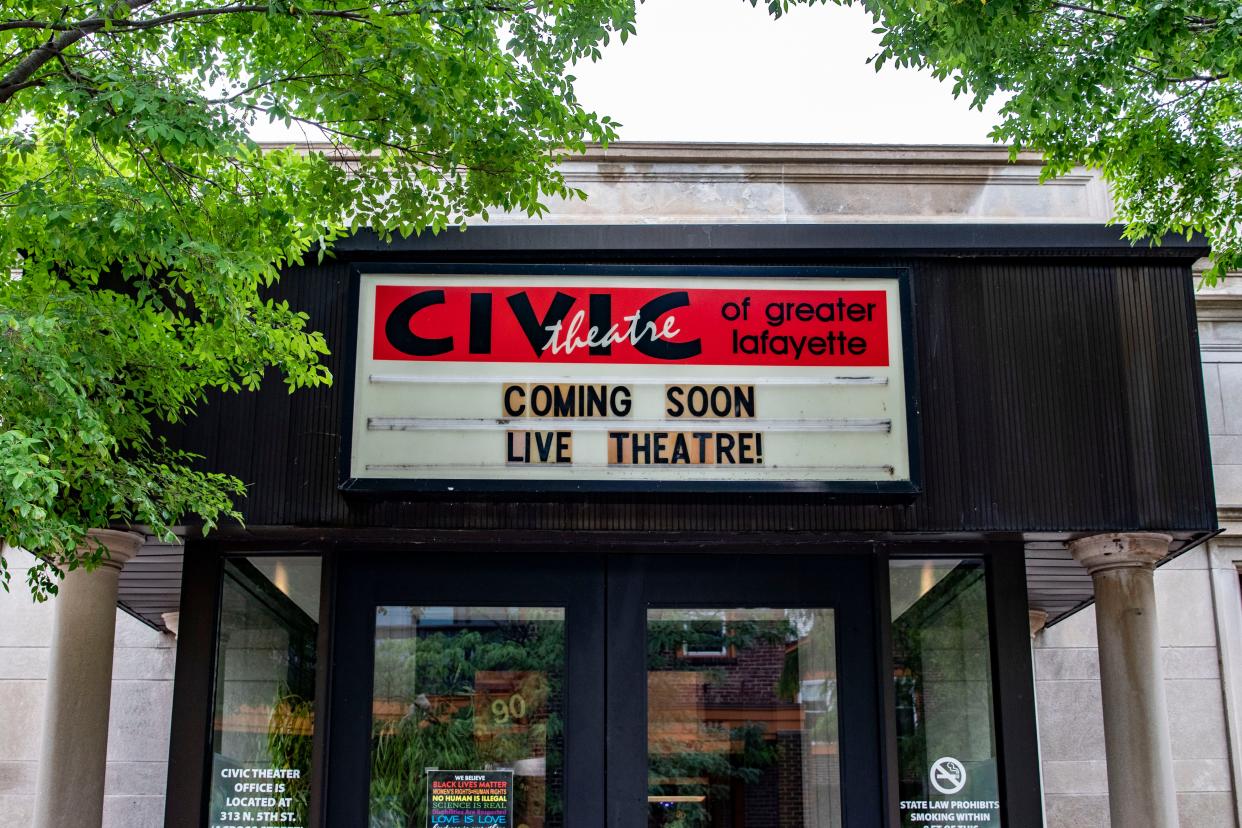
[890,559,1003,827]
[647,608,841,828]
[208,556,321,828]
[369,606,565,828]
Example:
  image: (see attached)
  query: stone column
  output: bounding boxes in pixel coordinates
[33,529,143,828]
[1069,532,1178,828]
[1027,607,1050,828]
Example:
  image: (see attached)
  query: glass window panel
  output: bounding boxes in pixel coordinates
[369,606,566,828]
[647,608,841,828]
[208,556,321,828]
[890,559,1003,828]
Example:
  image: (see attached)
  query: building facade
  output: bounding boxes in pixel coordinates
[0,144,1230,828]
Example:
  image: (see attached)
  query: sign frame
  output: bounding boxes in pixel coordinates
[338,263,921,496]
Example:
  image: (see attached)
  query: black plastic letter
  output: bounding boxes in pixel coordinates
[634,292,702,360]
[385,290,452,357]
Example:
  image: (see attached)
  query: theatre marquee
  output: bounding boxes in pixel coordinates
[344,266,917,493]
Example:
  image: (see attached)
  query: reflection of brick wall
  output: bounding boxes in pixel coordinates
[743,764,780,827]
[777,733,803,827]
[703,641,786,706]
[655,635,845,826]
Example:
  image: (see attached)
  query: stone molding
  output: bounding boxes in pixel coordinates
[1217,507,1242,529]
[1069,532,1173,574]
[1195,285,1242,322]
[572,142,1049,165]
[556,144,1078,186]
[1197,298,1242,321]
[82,529,142,572]
[270,140,1053,167]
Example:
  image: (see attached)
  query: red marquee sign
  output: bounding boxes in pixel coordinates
[372,285,890,367]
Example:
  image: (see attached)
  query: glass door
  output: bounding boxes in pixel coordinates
[325,551,882,828]
[606,554,884,828]
[324,552,606,828]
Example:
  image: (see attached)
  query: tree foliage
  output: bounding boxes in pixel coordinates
[0,0,634,597]
[762,0,1241,280]
[5,0,1236,599]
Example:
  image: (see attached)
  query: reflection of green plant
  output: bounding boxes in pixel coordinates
[647,618,793,669]
[264,688,314,824]
[370,620,566,828]
[370,701,479,828]
[375,625,564,697]
[648,724,779,828]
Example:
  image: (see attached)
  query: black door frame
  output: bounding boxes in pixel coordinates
[606,552,885,828]
[323,549,608,827]
[167,541,1038,828]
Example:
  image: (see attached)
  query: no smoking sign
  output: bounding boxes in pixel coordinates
[929,757,967,795]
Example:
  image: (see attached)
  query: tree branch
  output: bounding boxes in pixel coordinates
[0,20,57,31]
[106,4,373,30]
[0,0,155,104]
[1,0,394,103]
[0,0,532,36]
[1052,2,1127,22]
[207,71,353,103]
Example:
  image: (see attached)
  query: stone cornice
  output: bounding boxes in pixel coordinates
[260,140,1117,226]
[557,167,1092,187]
[265,141,1078,183]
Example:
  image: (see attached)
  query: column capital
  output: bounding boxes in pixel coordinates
[1028,609,1049,638]
[1069,532,1173,575]
[82,529,143,572]
[161,611,180,637]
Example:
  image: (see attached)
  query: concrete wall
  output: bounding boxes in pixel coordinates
[1035,547,1238,827]
[0,547,175,828]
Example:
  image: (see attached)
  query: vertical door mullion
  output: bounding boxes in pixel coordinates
[605,554,648,828]
[564,557,608,828]
[308,547,338,828]
[831,554,885,828]
[322,551,377,826]
[164,541,224,828]
[875,547,901,828]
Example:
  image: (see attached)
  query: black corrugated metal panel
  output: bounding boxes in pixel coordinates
[161,261,1213,535]
[125,224,1219,627]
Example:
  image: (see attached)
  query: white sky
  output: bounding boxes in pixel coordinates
[570,0,1006,144]
[251,0,1005,145]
